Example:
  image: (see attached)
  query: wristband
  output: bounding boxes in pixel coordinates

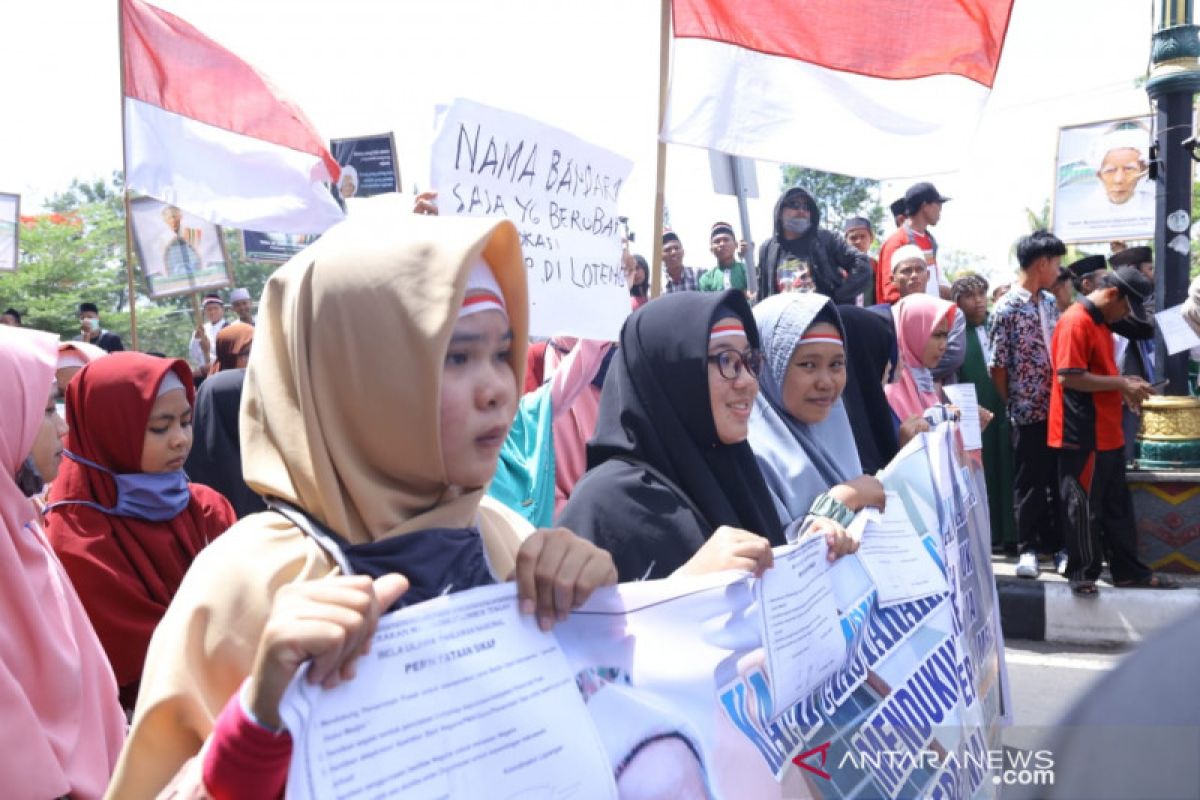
[807,493,855,527]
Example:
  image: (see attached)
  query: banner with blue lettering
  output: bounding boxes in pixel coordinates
[280,424,1010,799]
[430,98,634,341]
[552,424,1009,799]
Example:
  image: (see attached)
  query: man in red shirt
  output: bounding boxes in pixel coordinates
[1048,266,1177,596]
[876,182,951,304]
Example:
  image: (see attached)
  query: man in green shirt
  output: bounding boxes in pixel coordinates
[699,222,748,293]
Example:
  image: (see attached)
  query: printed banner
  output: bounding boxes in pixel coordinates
[282,423,1011,798]
[431,98,634,341]
[1052,115,1155,243]
[330,132,400,201]
[240,230,319,264]
[129,196,232,299]
[0,192,18,272]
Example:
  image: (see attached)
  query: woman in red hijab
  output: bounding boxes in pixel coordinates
[46,352,235,710]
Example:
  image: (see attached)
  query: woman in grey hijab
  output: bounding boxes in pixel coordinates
[748,293,886,530]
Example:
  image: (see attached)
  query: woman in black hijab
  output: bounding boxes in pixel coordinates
[838,306,901,475]
[183,369,266,518]
[557,290,785,581]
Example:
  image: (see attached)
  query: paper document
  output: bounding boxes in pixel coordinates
[280,583,616,800]
[855,493,951,607]
[1155,303,1200,355]
[943,383,983,451]
[758,535,844,719]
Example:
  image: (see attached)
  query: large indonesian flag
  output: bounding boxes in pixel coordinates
[663,0,1015,178]
[121,0,344,233]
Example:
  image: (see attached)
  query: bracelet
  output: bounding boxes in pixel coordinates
[807,493,855,527]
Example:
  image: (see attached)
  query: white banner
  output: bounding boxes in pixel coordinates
[431,99,633,341]
[282,426,1011,798]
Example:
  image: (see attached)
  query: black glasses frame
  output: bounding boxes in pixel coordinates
[707,348,763,380]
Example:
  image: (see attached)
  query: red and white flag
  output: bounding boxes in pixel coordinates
[121,0,344,234]
[663,0,1015,178]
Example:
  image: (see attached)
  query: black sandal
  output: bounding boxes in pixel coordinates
[1070,581,1099,598]
[1115,574,1181,590]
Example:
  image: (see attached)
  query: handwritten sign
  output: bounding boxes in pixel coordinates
[432,99,633,341]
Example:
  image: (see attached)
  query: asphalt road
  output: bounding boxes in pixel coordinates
[1001,638,1126,753]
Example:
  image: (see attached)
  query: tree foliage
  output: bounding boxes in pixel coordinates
[0,173,282,357]
[779,166,884,230]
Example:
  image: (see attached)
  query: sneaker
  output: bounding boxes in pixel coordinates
[1016,552,1039,579]
[1054,550,1069,576]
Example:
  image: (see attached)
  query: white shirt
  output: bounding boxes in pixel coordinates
[189,318,228,369]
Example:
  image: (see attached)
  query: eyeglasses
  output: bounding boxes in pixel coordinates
[707,348,763,381]
[782,200,807,210]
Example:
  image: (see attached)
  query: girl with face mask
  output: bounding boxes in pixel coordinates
[0,326,126,800]
[106,203,615,799]
[45,352,237,711]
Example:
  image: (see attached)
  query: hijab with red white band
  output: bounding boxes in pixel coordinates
[747,292,863,525]
[557,290,782,581]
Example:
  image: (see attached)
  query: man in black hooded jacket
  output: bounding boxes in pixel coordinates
[756,186,872,303]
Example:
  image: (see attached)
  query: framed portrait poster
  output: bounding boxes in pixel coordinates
[129,196,233,298]
[0,192,18,272]
[330,132,400,203]
[1052,115,1156,243]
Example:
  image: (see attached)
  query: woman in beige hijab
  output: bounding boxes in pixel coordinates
[106,198,616,798]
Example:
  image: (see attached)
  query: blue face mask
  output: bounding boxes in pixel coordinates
[46,450,191,522]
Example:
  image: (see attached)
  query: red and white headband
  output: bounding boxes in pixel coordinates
[709,321,745,341]
[459,257,507,319]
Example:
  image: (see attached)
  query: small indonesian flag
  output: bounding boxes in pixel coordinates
[121,0,345,233]
[663,0,1015,179]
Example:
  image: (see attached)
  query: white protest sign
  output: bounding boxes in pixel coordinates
[432,99,633,341]
[1156,302,1200,355]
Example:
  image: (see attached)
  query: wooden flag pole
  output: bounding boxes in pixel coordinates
[650,0,671,299]
[116,0,140,350]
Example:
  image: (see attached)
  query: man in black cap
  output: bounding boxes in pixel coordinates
[877,182,951,303]
[1048,266,1178,596]
[843,216,876,304]
[188,292,229,374]
[1109,245,1153,283]
[700,222,750,293]
[75,302,125,353]
[1108,246,1157,461]
[660,230,701,293]
[755,186,871,302]
[1066,253,1109,299]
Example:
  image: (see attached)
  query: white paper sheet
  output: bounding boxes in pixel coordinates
[855,492,951,607]
[280,583,616,800]
[1155,303,1200,355]
[943,383,983,451]
[757,535,844,719]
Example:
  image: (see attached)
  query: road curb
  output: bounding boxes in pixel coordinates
[996,575,1200,645]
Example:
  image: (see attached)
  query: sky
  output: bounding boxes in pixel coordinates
[0,0,1158,286]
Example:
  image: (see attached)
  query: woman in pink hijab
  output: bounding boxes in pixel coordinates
[0,326,125,799]
[886,294,959,424]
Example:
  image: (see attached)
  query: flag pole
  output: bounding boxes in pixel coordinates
[649,0,670,299]
[116,0,140,350]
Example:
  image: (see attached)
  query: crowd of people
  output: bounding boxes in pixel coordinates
[0,181,1186,797]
